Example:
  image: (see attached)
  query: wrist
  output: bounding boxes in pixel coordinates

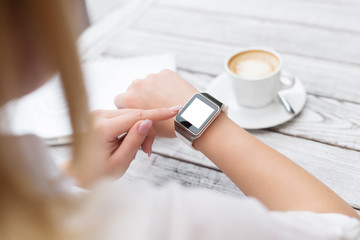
[192,112,232,151]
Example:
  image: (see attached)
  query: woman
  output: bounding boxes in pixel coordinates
[0,0,359,239]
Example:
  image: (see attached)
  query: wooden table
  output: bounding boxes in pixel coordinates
[51,0,360,213]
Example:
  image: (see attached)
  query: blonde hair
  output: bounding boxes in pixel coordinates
[0,0,96,239]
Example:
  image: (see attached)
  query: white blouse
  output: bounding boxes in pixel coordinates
[22,135,360,240]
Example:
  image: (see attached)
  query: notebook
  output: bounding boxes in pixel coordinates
[7,54,176,144]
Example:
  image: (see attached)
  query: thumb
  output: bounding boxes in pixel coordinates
[108,120,152,176]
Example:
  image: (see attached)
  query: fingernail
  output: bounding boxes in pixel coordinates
[169,105,182,112]
[138,119,152,135]
[148,147,152,158]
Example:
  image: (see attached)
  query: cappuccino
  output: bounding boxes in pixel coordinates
[228,50,279,79]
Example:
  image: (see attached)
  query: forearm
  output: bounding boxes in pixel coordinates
[193,113,359,219]
[115,70,359,218]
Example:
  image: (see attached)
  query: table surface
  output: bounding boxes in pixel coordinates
[51,0,360,213]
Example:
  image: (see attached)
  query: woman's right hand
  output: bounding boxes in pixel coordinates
[63,107,181,187]
[114,69,198,137]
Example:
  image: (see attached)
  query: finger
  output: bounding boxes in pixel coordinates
[141,127,155,156]
[114,93,125,109]
[91,109,134,119]
[93,109,137,119]
[108,120,152,176]
[97,105,182,119]
[106,106,182,139]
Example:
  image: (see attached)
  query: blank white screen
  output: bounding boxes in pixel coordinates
[181,98,214,129]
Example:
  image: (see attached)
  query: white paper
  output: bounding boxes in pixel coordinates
[7,54,176,140]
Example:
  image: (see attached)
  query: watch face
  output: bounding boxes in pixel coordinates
[175,93,219,135]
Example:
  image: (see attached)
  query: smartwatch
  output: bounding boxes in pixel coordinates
[174,93,228,149]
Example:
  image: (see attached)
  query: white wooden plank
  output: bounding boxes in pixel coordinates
[79,0,155,61]
[47,144,241,196]
[123,151,242,196]
[48,142,360,210]
[105,30,360,104]
[105,31,360,150]
[131,6,360,65]
[177,69,360,151]
[86,0,129,23]
[151,130,360,209]
[157,0,360,33]
[271,95,360,150]
[128,151,360,214]
[47,145,72,165]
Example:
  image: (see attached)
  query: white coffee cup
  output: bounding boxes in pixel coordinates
[225,47,295,108]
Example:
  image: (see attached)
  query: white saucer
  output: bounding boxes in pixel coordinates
[206,73,307,129]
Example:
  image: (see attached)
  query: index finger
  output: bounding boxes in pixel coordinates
[93,106,177,119]
[106,106,182,139]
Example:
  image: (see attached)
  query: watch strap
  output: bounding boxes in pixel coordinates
[201,92,228,115]
[201,92,222,108]
[175,123,194,143]
[175,129,195,149]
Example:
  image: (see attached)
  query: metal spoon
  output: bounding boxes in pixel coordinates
[277,92,295,115]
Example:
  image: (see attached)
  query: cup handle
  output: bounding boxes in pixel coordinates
[279,70,296,90]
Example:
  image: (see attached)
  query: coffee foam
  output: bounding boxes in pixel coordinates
[228,50,280,79]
